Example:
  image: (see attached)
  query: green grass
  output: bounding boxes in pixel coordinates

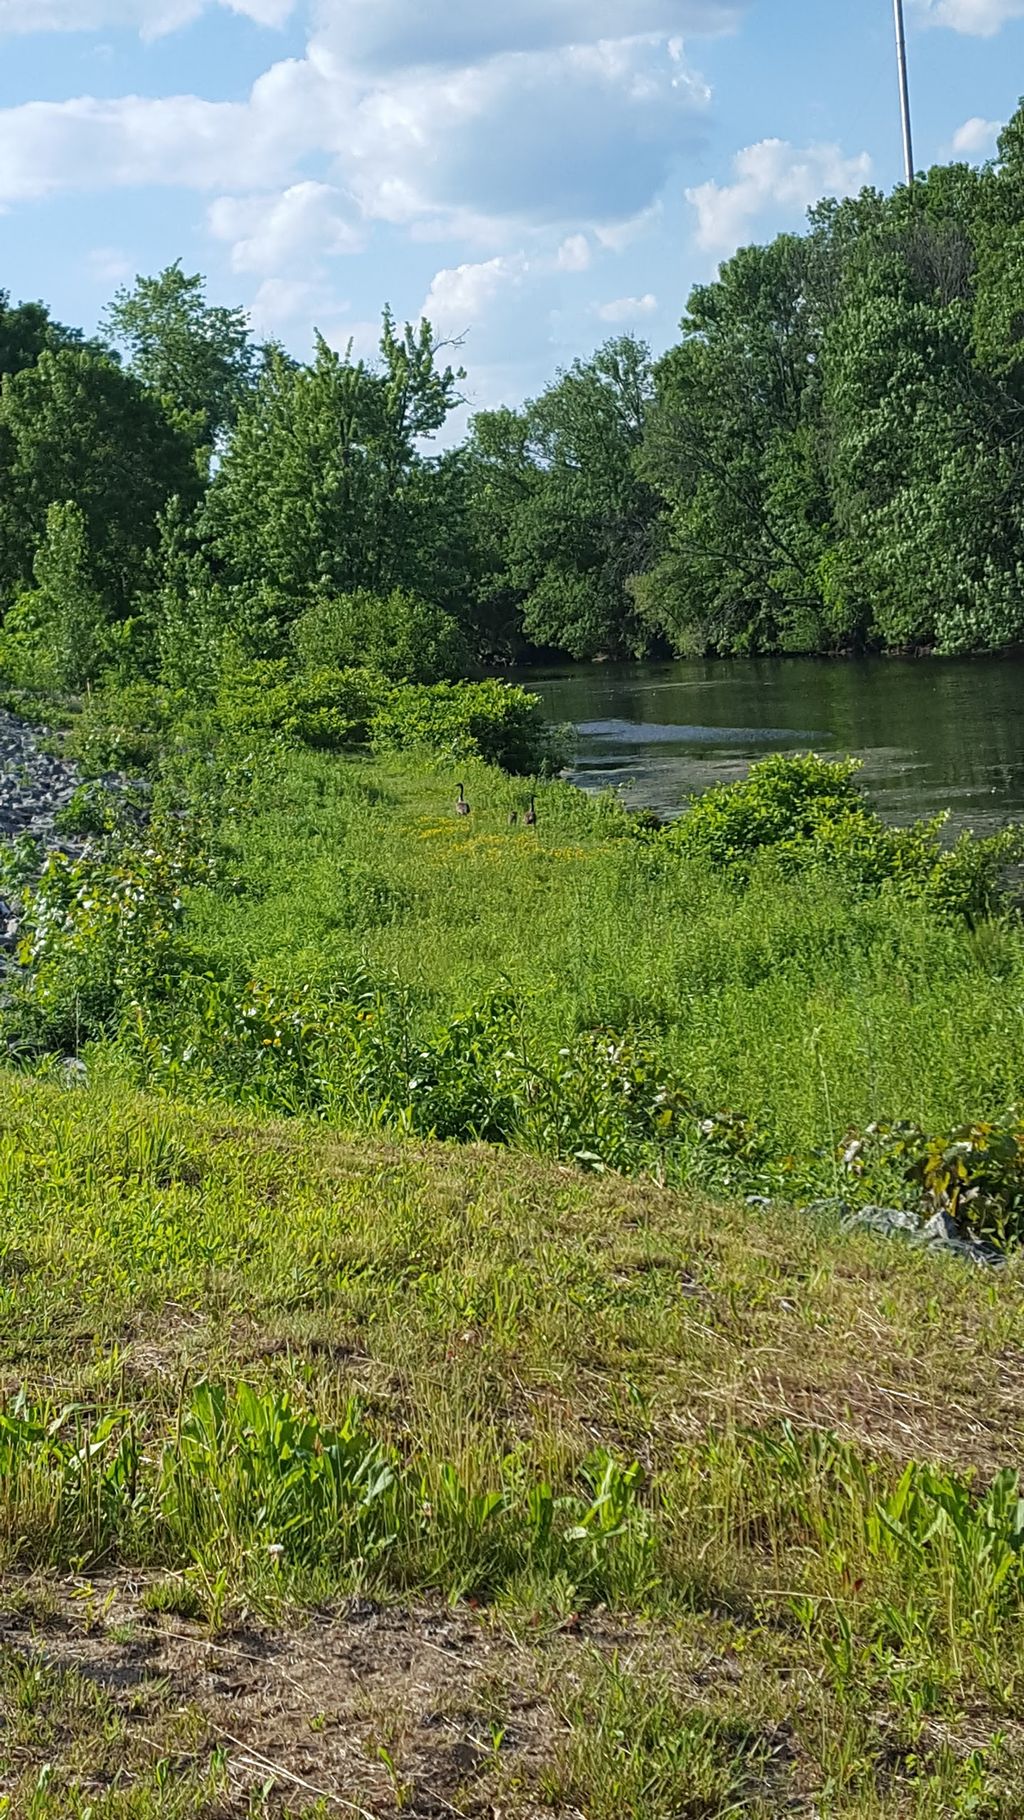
[174,747,1024,1165]
[3,1077,1024,1812]
[7,733,1024,1810]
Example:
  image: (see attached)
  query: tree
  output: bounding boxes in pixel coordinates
[468,336,660,659]
[639,237,831,655]
[291,588,469,683]
[0,291,106,380]
[204,316,468,648]
[0,348,202,617]
[103,262,259,452]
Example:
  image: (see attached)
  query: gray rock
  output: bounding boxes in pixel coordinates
[842,1202,1005,1268]
[920,1208,1005,1268]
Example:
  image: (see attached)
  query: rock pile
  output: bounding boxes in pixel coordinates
[0,712,80,847]
[0,710,83,957]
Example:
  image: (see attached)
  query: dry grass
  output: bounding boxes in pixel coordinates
[4,1076,1024,1813]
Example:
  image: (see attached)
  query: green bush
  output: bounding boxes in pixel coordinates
[214,660,384,750]
[7,824,210,1052]
[66,680,174,774]
[0,502,109,692]
[372,676,568,775]
[292,588,469,683]
[843,1113,1024,1241]
[668,753,1022,920]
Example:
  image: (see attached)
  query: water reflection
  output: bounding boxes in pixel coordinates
[518,655,1024,831]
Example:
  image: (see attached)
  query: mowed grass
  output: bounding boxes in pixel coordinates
[4,1076,1024,1813]
[181,749,1024,1164]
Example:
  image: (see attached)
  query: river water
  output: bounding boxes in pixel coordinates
[520,655,1024,832]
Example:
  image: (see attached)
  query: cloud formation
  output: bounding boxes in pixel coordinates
[686,138,871,254]
[312,0,739,74]
[952,115,1003,154]
[209,181,362,273]
[913,0,1024,32]
[593,293,658,322]
[0,0,294,34]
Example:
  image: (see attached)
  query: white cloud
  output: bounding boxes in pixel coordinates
[687,138,872,254]
[5,37,715,248]
[952,115,1003,154]
[421,255,530,336]
[338,37,713,234]
[84,245,134,285]
[557,233,592,272]
[0,59,319,204]
[311,0,740,74]
[594,202,663,252]
[593,292,658,322]
[0,0,294,34]
[209,181,362,272]
[0,28,715,239]
[913,0,1024,32]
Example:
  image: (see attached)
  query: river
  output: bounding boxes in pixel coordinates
[519,654,1024,832]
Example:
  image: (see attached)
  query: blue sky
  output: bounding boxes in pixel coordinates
[1,0,1023,420]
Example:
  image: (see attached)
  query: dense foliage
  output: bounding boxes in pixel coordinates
[5,102,1024,675]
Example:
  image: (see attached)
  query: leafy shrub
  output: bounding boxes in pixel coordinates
[7,824,211,1052]
[372,677,568,776]
[53,779,138,840]
[292,588,469,683]
[842,1113,1024,1241]
[67,681,174,775]
[668,753,1022,920]
[0,502,109,692]
[214,660,385,750]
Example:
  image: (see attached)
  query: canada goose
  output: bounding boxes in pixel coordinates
[455,782,471,817]
[508,810,518,827]
[524,795,537,827]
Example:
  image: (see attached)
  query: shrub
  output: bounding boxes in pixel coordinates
[214,660,384,750]
[842,1113,1024,1241]
[0,502,109,692]
[372,677,568,776]
[292,589,470,683]
[7,824,211,1052]
[67,681,174,775]
[668,752,1022,920]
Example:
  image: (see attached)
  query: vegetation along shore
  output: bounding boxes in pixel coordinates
[5,108,1024,1817]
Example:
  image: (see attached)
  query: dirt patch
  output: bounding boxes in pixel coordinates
[0,1575,651,1817]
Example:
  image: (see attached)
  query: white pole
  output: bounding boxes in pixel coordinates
[893,0,916,187]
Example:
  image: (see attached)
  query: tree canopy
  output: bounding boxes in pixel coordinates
[6,98,1024,690]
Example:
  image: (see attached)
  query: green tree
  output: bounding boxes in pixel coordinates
[291,588,469,682]
[0,291,106,380]
[103,262,259,452]
[0,348,201,617]
[639,237,831,655]
[0,501,109,689]
[468,336,659,659]
[204,315,467,646]
[817,164,1024,651]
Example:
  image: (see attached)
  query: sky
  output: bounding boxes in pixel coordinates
[1,0,1023,424]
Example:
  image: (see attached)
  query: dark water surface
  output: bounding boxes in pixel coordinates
[520,655,1024,831]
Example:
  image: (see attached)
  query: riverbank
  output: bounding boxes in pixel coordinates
[1,683,1024,1809]
[521,653,1024,832]
[3,1075,1024,1815]
[2,702,1023,1224]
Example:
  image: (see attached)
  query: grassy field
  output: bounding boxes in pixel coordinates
[162,747,1024,1179]
[2,1075,1024,1815]
[5,718,1024,1813]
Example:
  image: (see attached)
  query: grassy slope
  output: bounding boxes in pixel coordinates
[182,749,1024,1164]
[3,1076,1024,1814]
